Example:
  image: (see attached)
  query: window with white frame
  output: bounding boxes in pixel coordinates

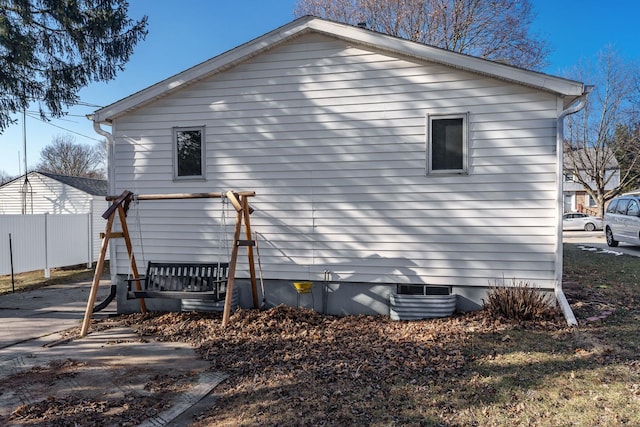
[427,113,468,174]
[174,126,205,179]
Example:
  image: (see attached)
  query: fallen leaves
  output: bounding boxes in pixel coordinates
[95,306,567,426]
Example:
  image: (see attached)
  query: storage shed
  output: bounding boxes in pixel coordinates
[90,16,588,324]
[0,171,108,262]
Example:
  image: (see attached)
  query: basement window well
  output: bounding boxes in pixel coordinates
[396,284,452,296]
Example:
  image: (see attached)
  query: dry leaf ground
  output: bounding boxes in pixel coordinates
[3,245,640,426]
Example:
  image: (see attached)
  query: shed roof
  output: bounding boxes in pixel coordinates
[0,172,108,196]
[38,172,108,196]
[92,15,586,123]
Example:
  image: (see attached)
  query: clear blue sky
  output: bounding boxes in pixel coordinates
[1,0,638,177]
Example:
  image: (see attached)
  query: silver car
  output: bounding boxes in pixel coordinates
[604,195,640,247]
[562,212,603,231]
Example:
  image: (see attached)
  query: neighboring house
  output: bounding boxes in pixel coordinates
[0,171,108,261]
[90,16,587,324]
[563,148,620,216]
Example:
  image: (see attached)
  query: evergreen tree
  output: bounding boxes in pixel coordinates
[0,0,148,133]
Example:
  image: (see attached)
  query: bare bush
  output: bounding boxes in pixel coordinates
[484,278,557,321]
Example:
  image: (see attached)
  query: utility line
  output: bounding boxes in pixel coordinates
[25,112,103,142]
[26,110,93,118]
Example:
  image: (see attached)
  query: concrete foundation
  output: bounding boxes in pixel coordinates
[115,275,516,317]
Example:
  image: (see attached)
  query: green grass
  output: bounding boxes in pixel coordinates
[447,244,640,426]
[0,262,107,295]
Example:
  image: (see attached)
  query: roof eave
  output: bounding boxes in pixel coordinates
[92,16,585,123]
[92,17,317,123]
[305,18,584,97]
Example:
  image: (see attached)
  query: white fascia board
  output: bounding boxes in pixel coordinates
[93,16,584,122]
[306,19,584,97]
[92,18,315,122]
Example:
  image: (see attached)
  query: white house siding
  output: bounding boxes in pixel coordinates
[110,33,560,292]
[0,173,107,261]
[0,174,92,214]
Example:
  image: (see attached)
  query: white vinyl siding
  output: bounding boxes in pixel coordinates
[111,33,560,289]
[0,174,93,214]
[0,173,107,261]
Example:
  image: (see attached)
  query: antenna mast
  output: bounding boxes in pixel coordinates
[21,109,32,214]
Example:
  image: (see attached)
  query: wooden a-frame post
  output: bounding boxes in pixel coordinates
[222,190,259,326]
[80,190,146,337]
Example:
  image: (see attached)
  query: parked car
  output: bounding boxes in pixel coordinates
[562,212,603,231]
[603,194,640,247]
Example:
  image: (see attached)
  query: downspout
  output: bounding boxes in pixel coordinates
[89,116,116,195]
[88,115,118,276]
[555,86,592,326]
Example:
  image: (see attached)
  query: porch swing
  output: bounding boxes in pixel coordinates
[125,193,232,302]
[80,190,258,337]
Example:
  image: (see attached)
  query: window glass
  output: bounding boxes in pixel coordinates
[606,199,618,213]
[428,114,468,174]
[174,127,204,178]
[616,199,629,214]
[627,200,639,216]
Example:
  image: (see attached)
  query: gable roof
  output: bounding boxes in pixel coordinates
[564,147,620,170]
[37,171,108,196]
[92,16,586,123]
[0,171,109,196]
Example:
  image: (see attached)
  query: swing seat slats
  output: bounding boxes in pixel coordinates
[127,262,229,301]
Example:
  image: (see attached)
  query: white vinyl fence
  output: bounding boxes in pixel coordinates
[0,214,94,278]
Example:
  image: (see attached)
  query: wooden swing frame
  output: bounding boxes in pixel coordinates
[80,190,258,337]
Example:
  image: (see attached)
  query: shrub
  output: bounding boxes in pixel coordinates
[483,278,557,321]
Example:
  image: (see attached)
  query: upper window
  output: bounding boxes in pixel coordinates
[174,127,205,179]
[427,113,468,174]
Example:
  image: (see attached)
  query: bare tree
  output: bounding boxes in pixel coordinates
[0,170,14,185]
[294,0,549,69]
[564,47,640,217]
[38,134,106,179]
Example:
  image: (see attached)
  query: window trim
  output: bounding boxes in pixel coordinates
[426,112,469,175]
[173,126,206,180]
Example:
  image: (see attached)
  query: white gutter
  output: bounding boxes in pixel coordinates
[88,115,118,276]
[555,86,592,326]
[88,116,116,196]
